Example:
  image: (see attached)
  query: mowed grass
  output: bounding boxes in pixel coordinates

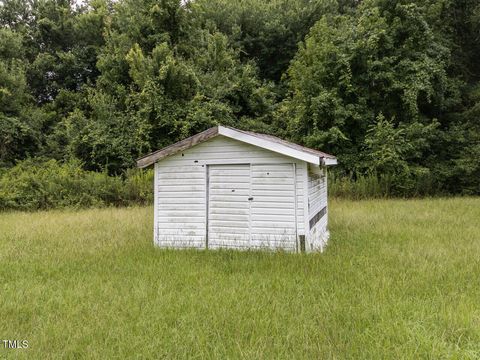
[0,199,479,359]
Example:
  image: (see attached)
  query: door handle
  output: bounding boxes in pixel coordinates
[248,197,254,201]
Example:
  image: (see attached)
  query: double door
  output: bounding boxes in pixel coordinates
[207,163,297,250]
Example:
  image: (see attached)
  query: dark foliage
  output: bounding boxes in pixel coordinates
[1,0,479,199]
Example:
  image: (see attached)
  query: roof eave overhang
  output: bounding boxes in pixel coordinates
[136,125,338,168]
[321,157,338,166]
[136,126,219,168]
[218,126,322,165]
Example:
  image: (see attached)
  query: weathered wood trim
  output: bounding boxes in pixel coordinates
[248,164,252,248]
[292,163,299,253]
[153,162,158,245]
[205,164,210,249]
[303,167,310,250]
[137,126,219,168]
[321,157,338,166]
[299,235,306,253]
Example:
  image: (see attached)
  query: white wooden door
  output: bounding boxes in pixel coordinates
[250,164,297,250]
[207,163,297,250]
[207,164,251,249]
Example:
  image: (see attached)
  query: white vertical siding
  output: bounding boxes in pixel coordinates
[208,164,251,249]
[250,163,296,250]
[307,165,329,251]
[154,135,307,250]
[154,164,206,248]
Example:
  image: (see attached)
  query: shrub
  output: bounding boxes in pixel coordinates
[0,159,153,211]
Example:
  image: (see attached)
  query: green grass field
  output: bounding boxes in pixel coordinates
[1,198,479,359]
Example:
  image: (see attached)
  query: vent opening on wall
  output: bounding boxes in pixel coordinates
[309,206,327,229]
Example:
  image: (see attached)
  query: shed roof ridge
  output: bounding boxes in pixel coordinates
[136,125,337,168]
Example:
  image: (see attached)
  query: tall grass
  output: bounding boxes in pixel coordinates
[0,198,479,358]
[328,172,393,199]
[328,171,439,199]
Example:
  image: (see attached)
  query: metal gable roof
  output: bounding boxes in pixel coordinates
[136,125,337,168]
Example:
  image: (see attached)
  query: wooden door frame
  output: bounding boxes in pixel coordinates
[205,164,209,249]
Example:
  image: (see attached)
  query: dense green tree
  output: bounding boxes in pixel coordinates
[26,0,106,102]
[189,0,338,81]
[43,0,275,173]
[124,31,275,147]
[0,0,480,194]
[282,0,477,194]
[0,28,45,165]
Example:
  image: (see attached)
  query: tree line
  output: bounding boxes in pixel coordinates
[1,0,479,197]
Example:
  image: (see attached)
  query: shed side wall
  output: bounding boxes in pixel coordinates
[307,165,329,251]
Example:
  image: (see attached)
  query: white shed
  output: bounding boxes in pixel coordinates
[137,126,337,252]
